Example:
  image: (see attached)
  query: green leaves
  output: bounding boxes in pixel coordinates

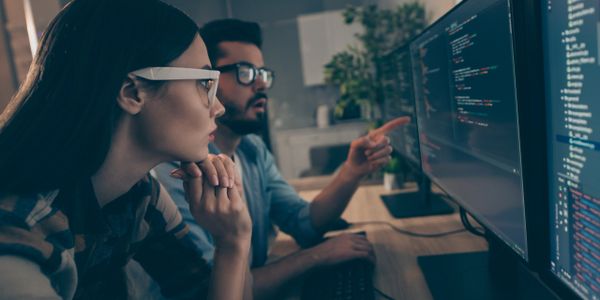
[383,156,402,173]
[324,47,376,118]
[324,2,427,121]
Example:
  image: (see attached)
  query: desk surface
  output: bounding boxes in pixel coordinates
[270,184,488,299]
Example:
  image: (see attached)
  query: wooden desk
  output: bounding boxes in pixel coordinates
[269,184,488,299]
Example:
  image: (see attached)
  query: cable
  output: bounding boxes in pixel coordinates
[427,182,486,238]
[459,207,486,237]
[350,182,485,238]
[351,221,472,238]
[374,287,396,300]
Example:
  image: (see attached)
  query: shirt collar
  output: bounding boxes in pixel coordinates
[208,136,258,163]
[54,179,108,235]
[54,177,152,235]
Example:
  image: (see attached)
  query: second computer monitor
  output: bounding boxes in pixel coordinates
[381,45,421,165]
[410,0,529,260]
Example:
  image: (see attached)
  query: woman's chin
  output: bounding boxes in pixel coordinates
[191,150,209,162]
[173,149,208,163]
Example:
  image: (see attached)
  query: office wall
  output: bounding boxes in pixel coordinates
[163,0,228,24]
[0,0,64,114]
[0,1,17,112]
[255,0,456,131]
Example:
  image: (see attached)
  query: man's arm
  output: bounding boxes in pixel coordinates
[256,136,323,247]
[251,234,374,299]
[251,244,319,299]
[309,117,410,230]
[309,163,362,231]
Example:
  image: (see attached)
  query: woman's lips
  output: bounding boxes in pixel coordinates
[208,128,217,142]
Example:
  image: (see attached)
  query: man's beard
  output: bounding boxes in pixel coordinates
[219,92,268,135]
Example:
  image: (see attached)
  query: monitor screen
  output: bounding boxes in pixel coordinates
[542,1,600,299]
[381,45,421,165]
[410,0,528,260]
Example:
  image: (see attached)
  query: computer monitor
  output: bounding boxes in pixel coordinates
[379,45,453,218]
[381,45,421,166]
[542,1,600,299]
[410,0,528,261]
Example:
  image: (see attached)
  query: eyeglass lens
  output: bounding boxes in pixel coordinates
[237,64,273,88]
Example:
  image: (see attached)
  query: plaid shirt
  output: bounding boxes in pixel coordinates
[0,175,211,299]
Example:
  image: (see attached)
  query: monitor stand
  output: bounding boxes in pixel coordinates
[417,234,558,300]
[380,175,453,218]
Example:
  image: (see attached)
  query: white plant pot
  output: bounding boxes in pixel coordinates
[384,173,400,191]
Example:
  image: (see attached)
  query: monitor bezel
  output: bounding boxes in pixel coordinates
[510,0,548,272]
[380,43,423,169]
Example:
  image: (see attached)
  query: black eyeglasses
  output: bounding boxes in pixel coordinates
[215,62,274,89]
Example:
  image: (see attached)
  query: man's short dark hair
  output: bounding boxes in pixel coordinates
[200,19,262,65]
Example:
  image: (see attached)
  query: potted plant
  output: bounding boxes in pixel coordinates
[324,2,428,123]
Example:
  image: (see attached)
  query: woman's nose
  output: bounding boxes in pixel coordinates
[211,96,225,118]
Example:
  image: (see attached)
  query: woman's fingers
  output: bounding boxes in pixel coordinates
[170,161,202,180]
[228,185,244,211]
[169,168,186,179]
[211,157,231,188]
[176,163,203,206]
[178,155,251,248]
[182,161,202,178]
[180,156,242,212]
[218,154,237,188]
[173,155,238,190]
[215,186,230,214]
[197,159,220,186]
[200,177,217,213]
[197,155,236,188]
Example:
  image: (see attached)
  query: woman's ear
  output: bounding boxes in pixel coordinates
[117,74,145,115]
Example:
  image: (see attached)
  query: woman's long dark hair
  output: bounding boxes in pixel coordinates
[0,0,199,194]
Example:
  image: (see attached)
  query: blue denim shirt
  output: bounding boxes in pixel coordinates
[154,135,322,267]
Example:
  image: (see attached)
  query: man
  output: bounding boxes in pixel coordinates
[155,19,408,298]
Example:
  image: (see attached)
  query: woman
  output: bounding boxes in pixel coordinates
[0,0,252,299]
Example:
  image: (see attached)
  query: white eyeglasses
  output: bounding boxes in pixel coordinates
[130,67,220,107]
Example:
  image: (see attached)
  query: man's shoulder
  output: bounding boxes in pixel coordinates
[242,134,267,149]
[237,134,269,158]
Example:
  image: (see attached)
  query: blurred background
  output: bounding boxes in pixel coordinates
[0,0,460,181]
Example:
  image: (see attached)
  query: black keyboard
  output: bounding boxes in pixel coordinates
[301,259,375,300]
